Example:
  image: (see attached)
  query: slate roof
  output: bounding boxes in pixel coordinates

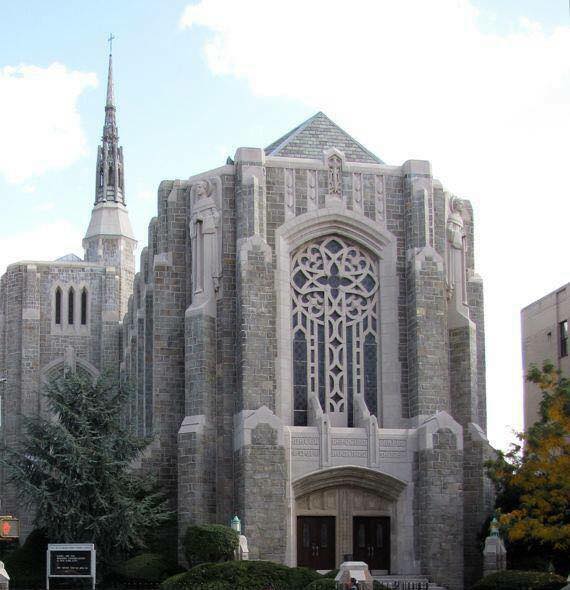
[55,253,83,263]
[265,111,383,164]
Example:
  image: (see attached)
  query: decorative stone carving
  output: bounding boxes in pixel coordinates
[189,177,222,314]
[327,154,342,199]
[291,236,379,427]
[307,170,317,211]
[374,175,385,220]
[352,173,363,212]
[446,196,467,305]
[285,168,295,219]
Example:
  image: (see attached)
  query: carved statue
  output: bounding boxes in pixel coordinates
[189,178,222,311]
[446,196,467,305]
[328,155,342,198]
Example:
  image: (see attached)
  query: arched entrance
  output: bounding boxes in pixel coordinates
[292,466,406,572]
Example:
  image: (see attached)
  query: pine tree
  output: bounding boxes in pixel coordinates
[486,362,570,571]
[1,373,172,567]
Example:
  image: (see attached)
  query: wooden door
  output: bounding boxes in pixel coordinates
[297,516,335,570]
[353,516,390,571]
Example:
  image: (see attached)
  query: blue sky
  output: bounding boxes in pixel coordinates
[1,0,569,449]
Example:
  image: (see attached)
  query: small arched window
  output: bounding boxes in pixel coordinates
[108,164,114,185]
[55,287,62,325]
[81,288,88,326]
[99,165,104,188]
[68,287,75,325]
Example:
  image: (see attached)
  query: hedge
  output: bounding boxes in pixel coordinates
[182,525,239,567]
[112,552,182,582]
[471,570,566,590]
[161,560,321,590]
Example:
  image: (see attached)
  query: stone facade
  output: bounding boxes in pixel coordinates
[0,64,493,587]
[120,112,494,589]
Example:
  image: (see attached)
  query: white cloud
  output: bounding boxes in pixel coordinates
[0,63,97,184]
[0,220,83,276]
[181,0,570,450]
[32,202,55,212]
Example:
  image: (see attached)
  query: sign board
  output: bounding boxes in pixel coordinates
[47,543,95,590]
[0,517,19,539]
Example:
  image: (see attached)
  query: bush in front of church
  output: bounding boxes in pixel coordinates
[161,560,321,590]
[470,570,566,590]
[183,524,239,567]
[110,552,183,583]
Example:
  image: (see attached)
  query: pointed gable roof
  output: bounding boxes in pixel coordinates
[265,112,383,164]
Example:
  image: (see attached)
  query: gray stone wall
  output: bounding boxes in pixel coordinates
[415,428,464,590]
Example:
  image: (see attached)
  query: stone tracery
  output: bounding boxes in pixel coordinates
[291,236,379,426]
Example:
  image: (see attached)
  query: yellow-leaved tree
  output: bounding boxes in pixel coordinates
[486,362,569,573]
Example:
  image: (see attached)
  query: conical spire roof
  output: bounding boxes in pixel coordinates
[106,53,115,108]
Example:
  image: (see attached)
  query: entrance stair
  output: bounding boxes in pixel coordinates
[372,575,448,590]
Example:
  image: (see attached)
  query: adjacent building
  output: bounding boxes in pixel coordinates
[521,284,569,429]
[0,51,496,590]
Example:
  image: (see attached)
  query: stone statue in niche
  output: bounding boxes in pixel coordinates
[189,177,222,311]
[446,196,467,305]
[328,154,342,198]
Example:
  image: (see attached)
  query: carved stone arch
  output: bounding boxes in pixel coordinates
[275,208,402,428]
[293,466,406,502]
[41,357,100,386]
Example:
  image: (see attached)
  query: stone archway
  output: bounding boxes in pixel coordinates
[292,467,406,572]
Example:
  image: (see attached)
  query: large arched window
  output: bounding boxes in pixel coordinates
[291,236,379,427]
[55,287,62,325]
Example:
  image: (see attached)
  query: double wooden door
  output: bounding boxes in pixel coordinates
[353,516,390,571]
[297,516,335,570]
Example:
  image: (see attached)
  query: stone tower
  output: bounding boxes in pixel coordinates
[83,50,136,317]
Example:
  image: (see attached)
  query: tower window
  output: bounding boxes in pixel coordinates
[559,320,568,358]
[55,287,62,325]
[108,164,114,185]
[81,288,88,325]
[68,288,75,325]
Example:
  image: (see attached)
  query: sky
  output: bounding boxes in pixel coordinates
[0,0,568,450]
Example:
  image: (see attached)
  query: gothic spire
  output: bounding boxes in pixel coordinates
[95,39,125,205]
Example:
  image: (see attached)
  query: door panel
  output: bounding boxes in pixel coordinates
[297,516,335,570]
[352,517,390,571]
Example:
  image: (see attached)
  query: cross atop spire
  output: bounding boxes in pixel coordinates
[94,42,125,206]
[108,33,115,55]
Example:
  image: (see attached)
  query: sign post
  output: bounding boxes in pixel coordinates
[46,543,96,590]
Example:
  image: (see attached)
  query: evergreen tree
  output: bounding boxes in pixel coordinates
[486,362,570,572]
[0,373,172,567]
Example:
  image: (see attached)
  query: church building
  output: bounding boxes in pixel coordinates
[1,52,495,590]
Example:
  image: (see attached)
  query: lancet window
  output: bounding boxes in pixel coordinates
[81,288,88,325]
[55,287,62,325]
[68,288,75,325]
[291,236,379,427]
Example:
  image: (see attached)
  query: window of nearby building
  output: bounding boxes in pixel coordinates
[81,288,88,325]
[68,287,75,325]
[55,287,62,325]
[291,236,379,427]
[559,319,568,358]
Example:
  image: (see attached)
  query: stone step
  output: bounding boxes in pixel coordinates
[372,576,448,590]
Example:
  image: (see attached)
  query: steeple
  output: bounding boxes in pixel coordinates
[95,45,125,205]
[84,40,136,318]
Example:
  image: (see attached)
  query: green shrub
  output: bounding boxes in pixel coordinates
[3,529,47,589]
[161,560,321,590]
[182,524,239,567]
[470,570,566,590]
[113,552,182,582]
[305,579,337,590]
[320,569,339,579]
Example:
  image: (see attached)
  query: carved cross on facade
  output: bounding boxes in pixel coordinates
[328,155,342,198]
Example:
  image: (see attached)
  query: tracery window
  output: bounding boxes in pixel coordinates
[291,236,379,427]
